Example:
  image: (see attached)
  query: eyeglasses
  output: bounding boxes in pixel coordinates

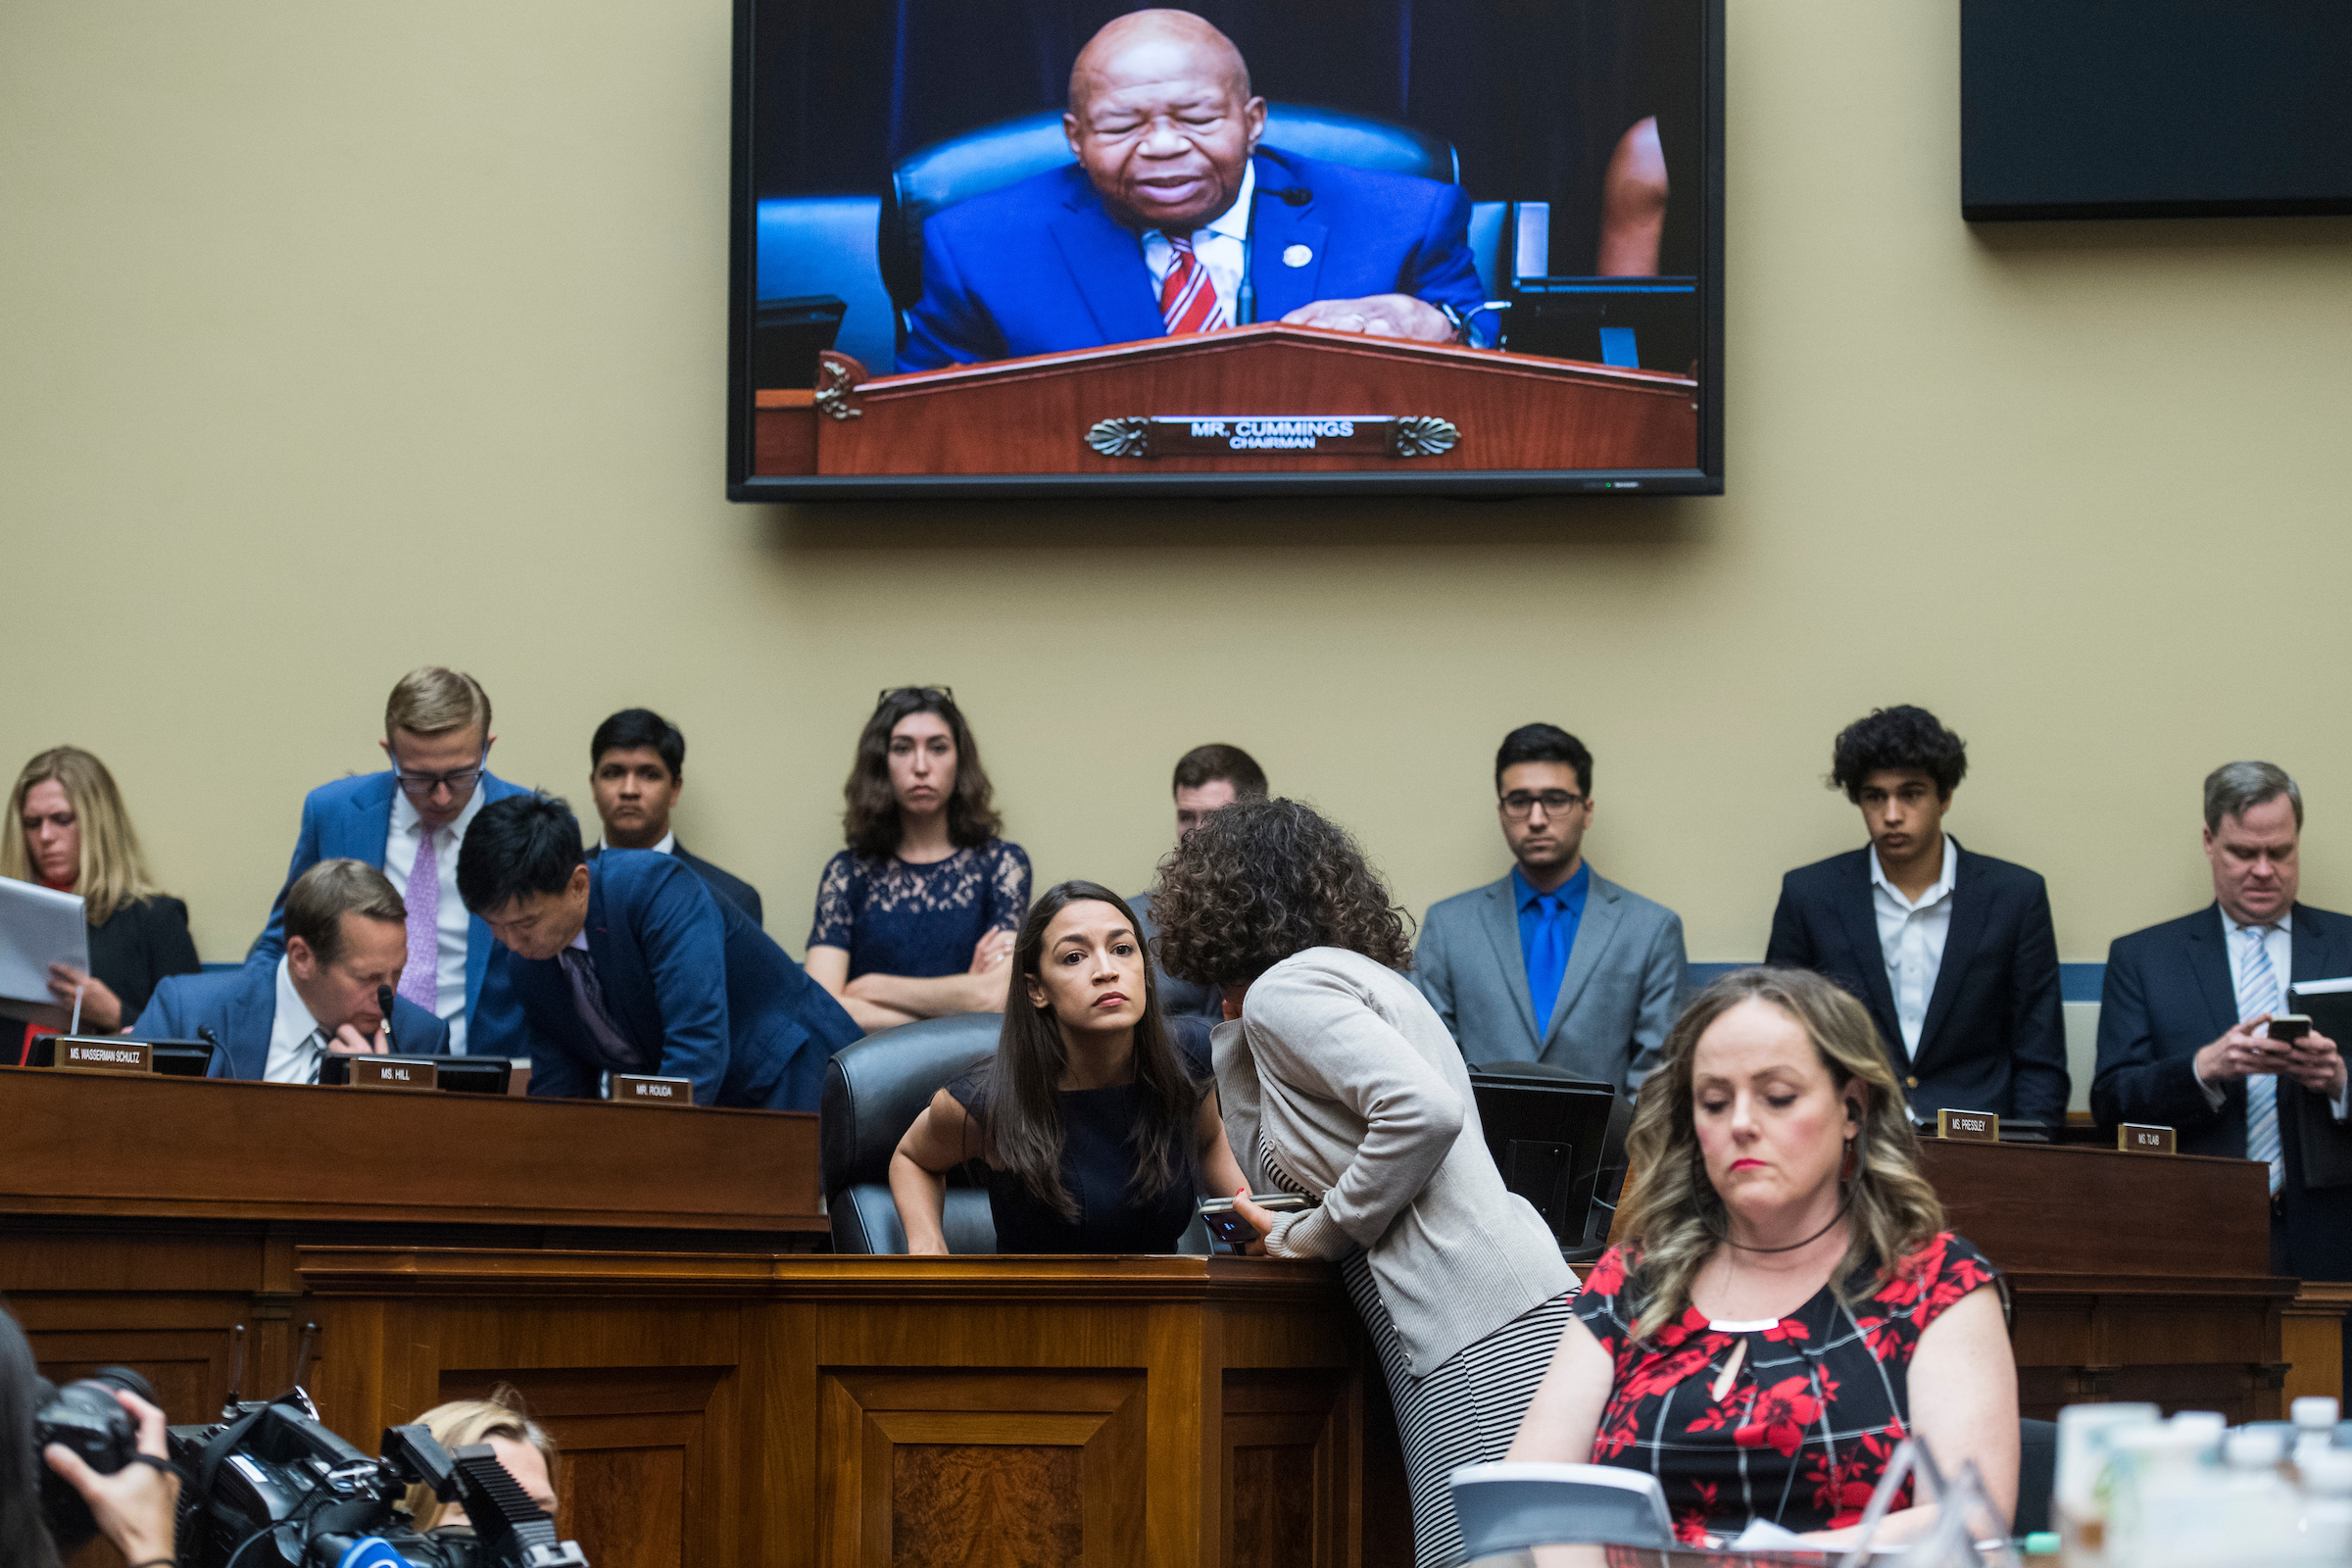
[392,752,491,798]
[1500,789,1586,818]
[878,685,955,705]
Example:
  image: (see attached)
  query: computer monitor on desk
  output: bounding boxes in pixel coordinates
[1467,1069,1620,1251]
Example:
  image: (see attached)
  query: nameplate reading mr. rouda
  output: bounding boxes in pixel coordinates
[351,1056,438,1091]
[58,1039,152,1074]
[1936,1108,2000,1143]
[1086,415,1458,460]
[612,1074,694,1106]
[2118,1123,2178,1154]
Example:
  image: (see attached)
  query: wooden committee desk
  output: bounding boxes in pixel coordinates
[6,1069,2342,1568]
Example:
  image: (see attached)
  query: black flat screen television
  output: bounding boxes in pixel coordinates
[728,0,1724,500]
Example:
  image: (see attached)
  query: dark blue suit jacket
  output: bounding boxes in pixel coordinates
[586,841,762,927]
[247,770,528,1056]
[898,146,1485,372]
[132,961,449,1080]
[508,850,861,1111]
[2092,902,2352,1280]
[1764,841,2069,1124]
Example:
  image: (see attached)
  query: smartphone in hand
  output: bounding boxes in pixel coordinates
[1198,1193,1313,1251]
[2268,1014,2313,1043]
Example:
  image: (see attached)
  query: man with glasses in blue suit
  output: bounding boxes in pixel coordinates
[248,666,527,1056]
[898,9,1485,372]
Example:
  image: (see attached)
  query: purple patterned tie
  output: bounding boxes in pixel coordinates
[397,829,439,1011]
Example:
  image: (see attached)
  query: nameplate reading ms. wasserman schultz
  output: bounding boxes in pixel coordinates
[1086,415,1459,460]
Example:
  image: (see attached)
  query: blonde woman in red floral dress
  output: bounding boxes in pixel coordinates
[1510,967,2017,1547]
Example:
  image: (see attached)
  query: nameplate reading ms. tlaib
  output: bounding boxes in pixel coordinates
[351,1056,439,1091]
[1936,1108,2000,1143]
[57,1039,153,1074]
[612,1074,694,1106]
[1085,416,1459,460]
[2118,1123,2178,1155]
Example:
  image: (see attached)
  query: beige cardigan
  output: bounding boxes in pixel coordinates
[1215,946,1575,1374]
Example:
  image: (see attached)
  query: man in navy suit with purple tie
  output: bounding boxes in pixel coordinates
[897,9,1486,372]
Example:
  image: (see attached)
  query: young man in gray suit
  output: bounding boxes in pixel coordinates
[1415,724,1688,1095]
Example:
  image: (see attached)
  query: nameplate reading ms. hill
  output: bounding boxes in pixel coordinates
[351,1056,438,1091]
[1936,1108,2000,1143]
[58,1040,152,1074]
[612,1074,694,1106]
[2118,1123,2178,1155]
[1085,415,1459,460]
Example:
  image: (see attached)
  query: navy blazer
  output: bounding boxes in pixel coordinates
[508,850,861,1111]
[586,841,762,927]
[247,770,528,1056]
[133,960,450,1080]
[1764,840,2069,1124]
[898,146,1486,371]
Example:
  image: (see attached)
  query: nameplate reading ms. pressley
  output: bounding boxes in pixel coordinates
[612,1074,695,1105]
[1085,416,1460,460]
[351,1056,439,1091]
[58,1039,153,1074]
[1936,1108,2000,1143]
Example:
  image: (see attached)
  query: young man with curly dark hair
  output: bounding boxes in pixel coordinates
[1764,705,2069,1126]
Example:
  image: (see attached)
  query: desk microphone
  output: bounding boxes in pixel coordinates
[376,985,397,1054]
[195,1025,221,1073]
[1236,179,1314,327]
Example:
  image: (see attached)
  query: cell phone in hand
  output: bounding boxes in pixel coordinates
[2268,1014,2313,1042]
[1198,1193,1313,1251]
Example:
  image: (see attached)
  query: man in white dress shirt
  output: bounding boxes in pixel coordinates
[248,667,528,1055]
[1766,705,2068,1123]
[138,859,449,1079]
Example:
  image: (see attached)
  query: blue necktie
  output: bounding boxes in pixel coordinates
[2237,925,2283,1195]
[1528,896,1569,1039]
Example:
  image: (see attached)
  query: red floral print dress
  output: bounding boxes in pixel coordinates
[1572,1232,2000,1545]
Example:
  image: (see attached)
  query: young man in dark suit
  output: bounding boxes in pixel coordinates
[2093,762,2352,1283]
[585,709,763,925]
[1129,742,1267,1026]
[458,793,859,1112]
[248,666,526,1057]
[1765,706,2068,1123]
[139,859,447,1079]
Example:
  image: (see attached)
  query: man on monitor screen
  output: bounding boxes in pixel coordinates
[897,9,1486,372]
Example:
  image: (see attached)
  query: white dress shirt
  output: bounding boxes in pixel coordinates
[2205,908,2348,1117]
[265,956,327,1084]
[1870,834,1959,1059]
[1140,159,1255,324]
[382,782,488,1054]
[598,832,675,856]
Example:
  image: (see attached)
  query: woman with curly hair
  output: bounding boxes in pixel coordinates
[1508,966,2017,1547]
[1150,799,1573,1568]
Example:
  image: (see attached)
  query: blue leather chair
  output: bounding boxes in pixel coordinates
[752,194,899,377]
[879,101,1464,341]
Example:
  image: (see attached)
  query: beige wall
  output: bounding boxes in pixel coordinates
[5,2,2351,968]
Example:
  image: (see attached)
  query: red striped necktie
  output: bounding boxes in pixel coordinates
[1159,234,1227,336]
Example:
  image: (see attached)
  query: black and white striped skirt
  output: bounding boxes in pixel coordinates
[1344,1252,1572,1568]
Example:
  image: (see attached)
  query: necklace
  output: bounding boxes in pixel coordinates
[1717,1188,1852,1254]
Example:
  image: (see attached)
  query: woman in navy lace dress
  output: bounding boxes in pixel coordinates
[806,687,1032,1033]
[1509,967,2018,1549]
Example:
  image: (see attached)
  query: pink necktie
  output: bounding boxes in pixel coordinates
[397,830,439,1011]
[1159,235,1226,336]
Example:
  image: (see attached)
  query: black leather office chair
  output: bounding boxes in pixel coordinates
[2015,1417,2058,1535]
[879,101,1462,322]
[820,1013,1000,1253]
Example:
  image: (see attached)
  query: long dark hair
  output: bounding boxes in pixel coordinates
[1149,799,1414,988]
[2,1307,64,1568]
[977,881,1200,1222]
[841,688,1004,859]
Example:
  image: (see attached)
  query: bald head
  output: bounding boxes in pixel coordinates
[1064,10,1265,233]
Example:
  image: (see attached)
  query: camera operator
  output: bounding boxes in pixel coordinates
[402,1393,559,1536]
[3,1312,178,1568]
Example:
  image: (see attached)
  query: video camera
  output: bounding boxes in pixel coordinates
[167,1388,588,1568]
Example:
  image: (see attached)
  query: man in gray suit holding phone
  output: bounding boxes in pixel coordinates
[1415,724,1688,1095]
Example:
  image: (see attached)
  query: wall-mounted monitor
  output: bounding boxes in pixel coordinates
[728,0,1723,500]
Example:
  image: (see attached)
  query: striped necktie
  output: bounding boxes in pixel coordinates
[1159,234,1226,336]
[2238,924,2283,1195]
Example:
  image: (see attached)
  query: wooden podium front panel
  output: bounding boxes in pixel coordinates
[296,1250,1370,1568]
[802,323,1696,476]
